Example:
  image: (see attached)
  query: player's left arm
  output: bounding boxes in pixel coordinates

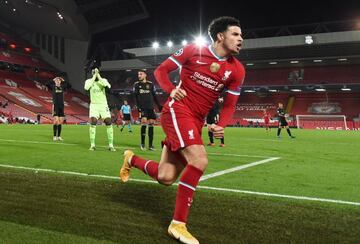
[98,78,111,89]
[217,63,245,130]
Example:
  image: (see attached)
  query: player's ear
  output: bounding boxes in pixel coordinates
[217,32,224,41]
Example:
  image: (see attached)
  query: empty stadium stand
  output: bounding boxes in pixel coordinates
[244,65,360,86]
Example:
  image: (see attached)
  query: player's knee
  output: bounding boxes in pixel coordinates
[90,118,97,125]
[104,118,111,126]
[157,173,176,186]
[189,157,208,172]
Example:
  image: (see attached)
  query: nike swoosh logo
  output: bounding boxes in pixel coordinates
[196,60,208,65]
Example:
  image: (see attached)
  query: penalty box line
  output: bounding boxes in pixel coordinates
[0,163,359,206]
[200,157,281,182]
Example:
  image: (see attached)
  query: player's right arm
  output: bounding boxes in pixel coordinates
[133,82,141,111]
[120,105,124,118]
[154,44,196,97]
[277,109,285,118]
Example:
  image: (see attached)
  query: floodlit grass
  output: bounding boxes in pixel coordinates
[1,124,359,243]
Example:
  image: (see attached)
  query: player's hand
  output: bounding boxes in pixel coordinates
[53,77,62,82]
[170,88,187,101]
[209,124,224,138]
[94,68,99,74]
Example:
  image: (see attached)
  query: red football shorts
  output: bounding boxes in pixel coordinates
[161,102,204,151]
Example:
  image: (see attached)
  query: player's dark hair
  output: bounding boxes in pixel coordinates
[208,16,241,42]
[138,70,147,75]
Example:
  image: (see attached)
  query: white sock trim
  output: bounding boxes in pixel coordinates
[172,220,185,224]
[179,181,196,191]
[128,155,133,166]
[144,160,151,175]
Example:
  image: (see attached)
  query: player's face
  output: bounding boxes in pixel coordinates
[222,26,243,55]
[54,78,61,86]
[138,72,146,81]
[124,101,128,105]
[278,103,283,108]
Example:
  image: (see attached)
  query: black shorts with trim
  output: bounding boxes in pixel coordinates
[123,114,131,121]
[279,118,288,127]
[140,109,156,120]
[206,114,218,125]
[53,105,65,117]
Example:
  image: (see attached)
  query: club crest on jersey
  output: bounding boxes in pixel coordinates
[210,62,220,73]
[174,48,183,56]
[188,130,194,140]
[222,70,232,81]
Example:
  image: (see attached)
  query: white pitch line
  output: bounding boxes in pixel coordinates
[198,186,360,206]
[200,157,280,181]
[0,138,134,149]
[0,138,78,146]
[208,152,275,158]
[0,163,359,206]
[241,138,281,142]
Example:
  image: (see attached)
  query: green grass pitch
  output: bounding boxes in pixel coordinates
[0,124,359,243]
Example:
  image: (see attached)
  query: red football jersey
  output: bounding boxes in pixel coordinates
[263,112,271,120]
[168,43,245,119]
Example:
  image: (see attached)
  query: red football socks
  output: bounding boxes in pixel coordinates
[131,155,159,180]
[173,164,203,223]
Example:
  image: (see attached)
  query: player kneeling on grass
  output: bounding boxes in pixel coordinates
[119,16,245,244]
[84,68,115,151]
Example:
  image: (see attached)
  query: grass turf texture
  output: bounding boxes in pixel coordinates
[0,124,360,243]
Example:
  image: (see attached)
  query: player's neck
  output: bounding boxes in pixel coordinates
[211,43,229,59]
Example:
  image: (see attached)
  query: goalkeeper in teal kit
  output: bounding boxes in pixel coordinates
[84,68,116,151]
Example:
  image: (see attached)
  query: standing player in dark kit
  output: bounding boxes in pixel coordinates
[120,16,245,243]
[277,102,295,138]
[206,97,225,147]
[133,70,161,150]
[50,76,65,141]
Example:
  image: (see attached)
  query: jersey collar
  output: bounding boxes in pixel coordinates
[208,45,228,61]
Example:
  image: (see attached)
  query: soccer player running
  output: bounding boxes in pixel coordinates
[84,68,116,151]
[120,100,132,132]
[206,97,225,147]
[120,16,245,243]
[133,70,161,150]
[263,109,271,131]
[50,76,65,141]
[277,102,295,138]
